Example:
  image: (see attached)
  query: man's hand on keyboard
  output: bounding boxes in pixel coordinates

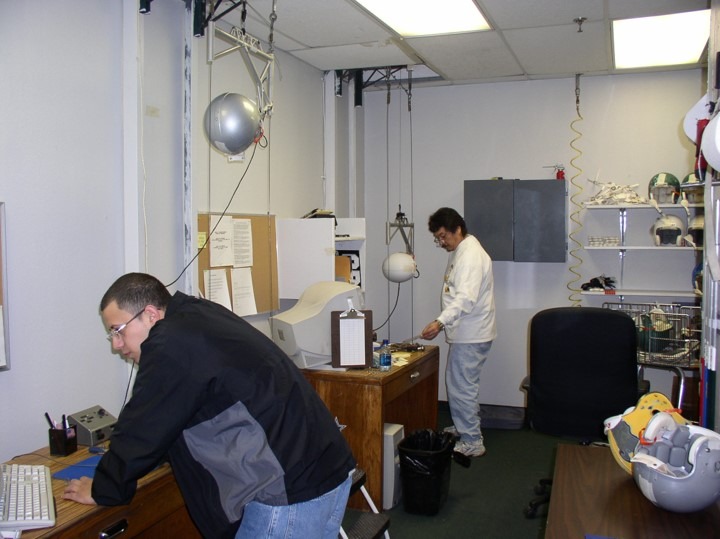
[62,477,97,505]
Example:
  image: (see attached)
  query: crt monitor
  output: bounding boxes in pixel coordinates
[270,281,364,368]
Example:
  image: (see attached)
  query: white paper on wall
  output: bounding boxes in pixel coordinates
[231,267,257,316]
[209,215,234,267]
[204,269,232,311]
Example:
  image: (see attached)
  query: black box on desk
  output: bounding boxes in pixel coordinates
[49,425,77,456]
[68,405,117,446]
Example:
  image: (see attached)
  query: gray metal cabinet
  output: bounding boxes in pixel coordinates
[464,179,566,262]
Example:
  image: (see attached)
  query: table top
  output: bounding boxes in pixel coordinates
[5,446,174,538]
[302,345,438,384]
[545,443,720,539]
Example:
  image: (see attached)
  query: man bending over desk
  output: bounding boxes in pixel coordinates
[62,272,355,539]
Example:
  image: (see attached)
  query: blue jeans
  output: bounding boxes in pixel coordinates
[446,341,492,443]
[234,474,352,539]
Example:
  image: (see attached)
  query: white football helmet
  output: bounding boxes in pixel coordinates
[682,173,704,204]
[631,412,720,513]
[652,215,685,246]
[688,214,704,247]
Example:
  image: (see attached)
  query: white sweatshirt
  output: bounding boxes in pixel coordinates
[437,234,497,343]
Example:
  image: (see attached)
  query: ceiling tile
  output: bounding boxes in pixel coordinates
[408,32,525,80]
[242,0,395,48]
[479,0,604,29]
[607,0,709,20]
[504,21,609,76]
[291,42,416,71]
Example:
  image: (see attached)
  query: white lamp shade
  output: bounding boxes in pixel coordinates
[382,252,416,283]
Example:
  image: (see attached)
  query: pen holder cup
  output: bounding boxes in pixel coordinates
[49,426,77,456]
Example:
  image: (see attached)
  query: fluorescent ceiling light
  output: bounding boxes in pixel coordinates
[613,10,710,69]
[355,0,490,37]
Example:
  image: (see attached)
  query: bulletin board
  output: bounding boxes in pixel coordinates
[197,213,279,314]
[0,203,8,370]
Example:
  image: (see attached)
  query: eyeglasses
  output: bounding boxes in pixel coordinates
[433,233,448,246]
[106,308,145,342]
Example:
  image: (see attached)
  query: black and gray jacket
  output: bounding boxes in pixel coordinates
[91,292,355,538]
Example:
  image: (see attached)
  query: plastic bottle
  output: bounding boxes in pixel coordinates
[379,339,392,371]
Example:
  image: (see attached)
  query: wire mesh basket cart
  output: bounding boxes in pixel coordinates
[602,302,701,408]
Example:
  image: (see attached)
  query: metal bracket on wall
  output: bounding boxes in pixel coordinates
[207,21,275,118]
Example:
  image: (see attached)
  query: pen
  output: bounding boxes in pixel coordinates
[45,412,57,429]
[62,414,68,429]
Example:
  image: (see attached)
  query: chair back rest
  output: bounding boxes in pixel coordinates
[528,306,638,439]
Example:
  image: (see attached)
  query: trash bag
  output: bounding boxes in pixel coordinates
[398,429,455,515]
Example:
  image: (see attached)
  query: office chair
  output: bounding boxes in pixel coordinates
[521,306,641,518]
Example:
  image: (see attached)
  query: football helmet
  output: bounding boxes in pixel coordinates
[605,392,689,475]
[652,215,685,246]
[681,173,704,204]
[631,412,720,513]
[688,214,704,247]
[648,173,680,204]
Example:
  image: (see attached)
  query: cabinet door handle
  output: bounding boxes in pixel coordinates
[410,371,420,381]
[99,518,128,539]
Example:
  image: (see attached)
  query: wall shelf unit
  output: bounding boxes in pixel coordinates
[582,203,703,299]
[582,290,699,299]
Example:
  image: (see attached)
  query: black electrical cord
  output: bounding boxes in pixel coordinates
[164,141,259,288]
[373,283,401,333]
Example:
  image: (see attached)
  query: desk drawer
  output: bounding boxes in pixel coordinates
[384,355,437,404]
[46,474,201,539]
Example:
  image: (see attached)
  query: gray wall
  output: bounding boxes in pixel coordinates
[361,71,701,404]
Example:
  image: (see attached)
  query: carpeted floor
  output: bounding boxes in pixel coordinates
[344,405,569,539]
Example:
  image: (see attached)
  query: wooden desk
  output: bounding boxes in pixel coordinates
[303,346,439,509]
[7,447,200,538]
[545,444,720,538]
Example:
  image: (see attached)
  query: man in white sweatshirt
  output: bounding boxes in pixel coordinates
[421,207,497,457]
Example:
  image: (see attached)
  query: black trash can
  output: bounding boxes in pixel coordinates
[398,429,455,515]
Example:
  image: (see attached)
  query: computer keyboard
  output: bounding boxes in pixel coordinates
[0,464,56,530]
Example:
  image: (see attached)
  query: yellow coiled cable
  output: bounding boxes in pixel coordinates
[567,74,585,306]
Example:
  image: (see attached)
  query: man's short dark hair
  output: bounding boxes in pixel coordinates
[100,273,172,313]
[428,207,467,236]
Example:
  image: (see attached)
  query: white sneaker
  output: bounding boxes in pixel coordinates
[454,439,486,457]
[443,425,459,439]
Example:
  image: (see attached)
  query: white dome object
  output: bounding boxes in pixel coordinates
[382,253,416,283]
[204,93,261,155]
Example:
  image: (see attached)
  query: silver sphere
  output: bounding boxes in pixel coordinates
[382,253,417,283]
[204,93,261,155]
